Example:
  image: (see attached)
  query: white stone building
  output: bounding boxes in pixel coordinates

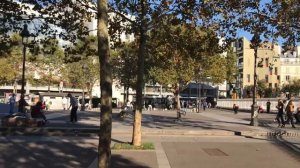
[280,47,300,86]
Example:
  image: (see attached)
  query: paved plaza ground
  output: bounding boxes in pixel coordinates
[0,108,300,168]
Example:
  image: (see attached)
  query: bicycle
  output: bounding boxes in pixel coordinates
[119,106,134,119]
[174,110,187,122]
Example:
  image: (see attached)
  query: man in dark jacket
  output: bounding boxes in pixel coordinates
[266,100,271,113]
[68,93,78,123]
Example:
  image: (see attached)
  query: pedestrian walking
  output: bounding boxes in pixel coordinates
[294,107,300,124]
[8,93,16,115]
[31,101,47,122]
[148,102,153,111]
[67,93,78,123]
[208,102,212,108]
[266,100,271,113]
[203,101,207,111]
[233,104,239,114]
[285,100,296,128]
[275,99,285,127]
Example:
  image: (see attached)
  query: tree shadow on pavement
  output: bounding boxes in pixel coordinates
[0,136,156,168]
[114,113,255,135]
[0,138,97,168]
[111,154,154,168]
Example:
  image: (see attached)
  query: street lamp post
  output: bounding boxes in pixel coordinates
[250,33,261,126]
[13,79,17,94]
[19,24,35,113]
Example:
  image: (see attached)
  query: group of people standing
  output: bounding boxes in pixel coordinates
[8,93,79,124]
[181,99,211,111]
[275,98,298,128]
[32,93,78,124]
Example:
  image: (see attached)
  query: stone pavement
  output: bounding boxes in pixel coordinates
[1,134,300,168]
[0,108,300,168]
[2,107,299,136]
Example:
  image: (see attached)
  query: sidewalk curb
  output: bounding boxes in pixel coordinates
[1,127,299,137]
[241,130,300,137]
[276,136,300,153]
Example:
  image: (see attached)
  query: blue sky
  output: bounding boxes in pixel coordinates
[237,29,286,46]
[235,0,286,45]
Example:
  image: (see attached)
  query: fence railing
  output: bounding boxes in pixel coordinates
[216,98,300,112]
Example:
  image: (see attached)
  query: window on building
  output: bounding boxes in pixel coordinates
[277,75,280,81]
[286,67,290,73]
[247,74,250,83]
[269,68,272,75]
[265,75,269,83]
[269,83,272,88]
[237,41,243,49]
[238,58,243,63]
[265,58,269,67]
[286,75,290,81]
[258,58,263,67]
[275,83,278,88]
[275,67,278,75]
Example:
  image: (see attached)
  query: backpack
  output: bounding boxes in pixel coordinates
[286,103,294,113]
[289,104,294,113]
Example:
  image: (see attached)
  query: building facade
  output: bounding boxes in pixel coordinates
[280,49,300,86]
[235,37,281,97]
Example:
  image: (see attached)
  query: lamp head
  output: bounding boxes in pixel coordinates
[20,24,36,45]
[20,24,30,38]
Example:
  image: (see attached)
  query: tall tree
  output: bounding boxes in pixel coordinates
[63,57,100,108]
[267,0,300,50]
[0,58,18,84]
[148,19,223,110]
[98,0,112,167]
[109,0,156,146]
[0,1,26,49]
[225,48,238,84]
[111,42,138,103]
[0,1,111,166]
[203,0,276,126]
[0,34,23,85]
[63,35,99,108]
[108,0,213,146]
[33,38,65,91]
